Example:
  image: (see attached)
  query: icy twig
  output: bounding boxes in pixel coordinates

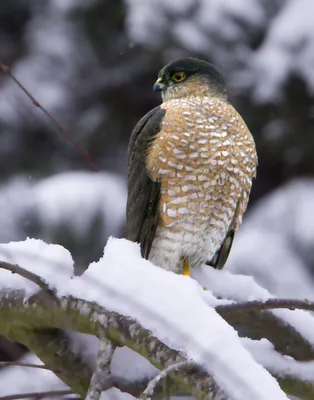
[85,338,115,400]
[140,361,197,399]
[0,61,98,172]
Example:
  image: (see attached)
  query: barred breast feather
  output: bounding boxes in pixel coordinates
[146,96,257,273]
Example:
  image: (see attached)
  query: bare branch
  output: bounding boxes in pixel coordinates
[0,390,74,400]
[216,298,314,313]
[140,361,197,399]
[0,61,98,172]
[216,299,314,361]
[85,338,115,400]
[0,261,51,292]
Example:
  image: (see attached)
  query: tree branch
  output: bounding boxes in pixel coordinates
[0,261,51,293]
[0,390,73,400]
[0,289,228,399]
[0,61,98,172]
[140,361,197,399]
[277,375,314,400]
[7,328,92,396]
[2,259,314,398]
[216,300,314,361]
[216,298,314,313]
[85,339,115,400]
[1,287,314,399]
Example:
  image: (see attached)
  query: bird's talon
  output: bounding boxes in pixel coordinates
[182,257,191,276]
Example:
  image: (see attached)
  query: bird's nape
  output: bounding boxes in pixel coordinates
[154,57,227,100]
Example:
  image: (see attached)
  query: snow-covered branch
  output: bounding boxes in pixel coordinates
[1,238,314,399]
[140,361,198,399]
[0,292,231,399]
[216,301,314,361]
[0,287,228,399]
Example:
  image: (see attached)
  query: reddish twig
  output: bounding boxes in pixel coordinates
[0,61,99,172]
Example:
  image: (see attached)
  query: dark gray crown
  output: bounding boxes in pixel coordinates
[159,57,227,94]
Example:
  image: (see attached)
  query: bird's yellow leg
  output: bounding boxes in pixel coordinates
[182,257,191,276]
[182,256,208,290]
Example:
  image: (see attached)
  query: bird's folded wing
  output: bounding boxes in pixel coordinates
[126,106,166,259]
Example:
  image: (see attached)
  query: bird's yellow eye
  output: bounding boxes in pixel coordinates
[172,72,186,82]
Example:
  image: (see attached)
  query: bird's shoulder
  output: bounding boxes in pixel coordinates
[126,106,165,258]
[128,105,166,165]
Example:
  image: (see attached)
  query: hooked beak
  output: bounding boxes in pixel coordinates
[153,77,166,92]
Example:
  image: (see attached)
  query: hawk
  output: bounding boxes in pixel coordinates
[126,58,257,276]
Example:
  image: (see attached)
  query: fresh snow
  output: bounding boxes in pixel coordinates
[0,353,69,397]
[0,350,136,400]
[0,237,290,400]
[193,264,314,350]
[0,172,126,248]
[33,171,126,239]
[242,338,314,383]
[68,333,158,384]
[71,238,288,400]
[0,238,74,296]
[251,0,314,101]
[125,0,264,50]
[125,0,314,100]
[227,179,314,302]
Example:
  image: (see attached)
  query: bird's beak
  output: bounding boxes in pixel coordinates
[153,77,166,92]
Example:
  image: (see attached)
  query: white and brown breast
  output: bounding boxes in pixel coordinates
[146,96,257,273]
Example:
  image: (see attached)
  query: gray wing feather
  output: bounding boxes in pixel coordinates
[126,106,166,259]
[206,196,242,269]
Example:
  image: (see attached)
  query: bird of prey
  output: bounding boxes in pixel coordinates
[126,58,257,276]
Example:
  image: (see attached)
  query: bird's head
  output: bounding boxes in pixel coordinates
[153,58,227,102]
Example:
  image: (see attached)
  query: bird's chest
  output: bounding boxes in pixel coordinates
[148,110,232,226]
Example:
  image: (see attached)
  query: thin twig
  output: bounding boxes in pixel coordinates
[140,361,197,399]
[0,261,51,292]
[216,298,314,313]
[0,390,74,400]
[0,61,98,172]
[0,260,66,329]
[0,361,62,373]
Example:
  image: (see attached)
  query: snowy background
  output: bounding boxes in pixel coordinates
[0,0,314,398]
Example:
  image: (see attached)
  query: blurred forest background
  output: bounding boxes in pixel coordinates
[1,0,314,395]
